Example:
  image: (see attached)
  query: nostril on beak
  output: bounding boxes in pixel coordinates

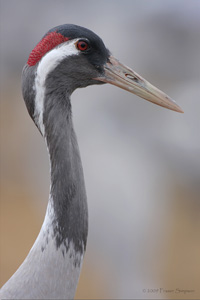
[125,73,139,83]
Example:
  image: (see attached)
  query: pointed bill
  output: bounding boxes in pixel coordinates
[95,56,183,113]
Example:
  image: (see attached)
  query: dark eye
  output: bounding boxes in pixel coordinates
[77,40,89,51]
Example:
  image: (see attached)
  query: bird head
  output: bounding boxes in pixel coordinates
[22,24,183,125]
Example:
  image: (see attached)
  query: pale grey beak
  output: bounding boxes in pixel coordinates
[95,56,183,113]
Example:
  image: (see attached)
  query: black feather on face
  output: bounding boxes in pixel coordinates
[22,25,112,124]
[48,24,111,72]
[23,23,183,126]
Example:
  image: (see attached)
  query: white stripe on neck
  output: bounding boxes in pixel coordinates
[33,39,80,135]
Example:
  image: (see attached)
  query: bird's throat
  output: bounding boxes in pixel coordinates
[1,95,88,299]
[43,93,88,255]
[26,94,88,297]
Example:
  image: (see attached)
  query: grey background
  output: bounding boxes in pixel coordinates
[1,0,200,299]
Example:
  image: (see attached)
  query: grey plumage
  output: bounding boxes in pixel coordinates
[0,24,183,300]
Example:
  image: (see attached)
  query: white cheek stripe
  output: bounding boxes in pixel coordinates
[34,39,80,135]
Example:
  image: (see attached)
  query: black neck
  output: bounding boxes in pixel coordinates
[43,90,88,255]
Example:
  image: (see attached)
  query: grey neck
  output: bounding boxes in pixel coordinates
[0,85,88,300]
[43,90,88,255]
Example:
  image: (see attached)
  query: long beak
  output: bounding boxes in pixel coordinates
[95,56,183,113]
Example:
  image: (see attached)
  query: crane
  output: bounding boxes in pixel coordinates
[0,24,183,299]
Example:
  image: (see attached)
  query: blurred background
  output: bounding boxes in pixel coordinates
[0,0,200,299]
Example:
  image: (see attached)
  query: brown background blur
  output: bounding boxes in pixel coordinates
[0,0,200,299]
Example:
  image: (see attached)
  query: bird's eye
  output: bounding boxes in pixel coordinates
[77,40,89,51]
